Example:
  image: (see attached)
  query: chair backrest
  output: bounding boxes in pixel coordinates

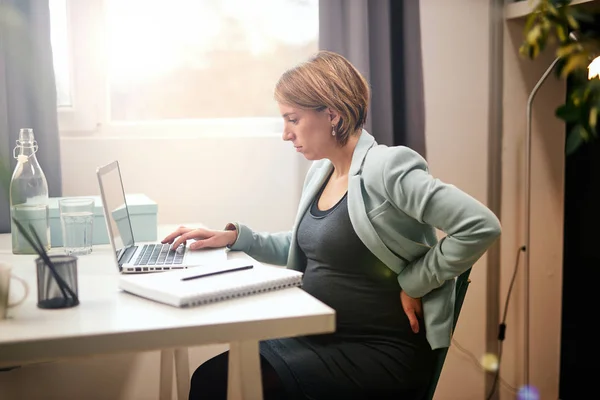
[423,268,472,400]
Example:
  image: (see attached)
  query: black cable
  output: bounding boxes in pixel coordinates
[486,246,525,400]
[451,338,517,393]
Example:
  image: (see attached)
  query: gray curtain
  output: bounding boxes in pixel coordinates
[319,0,427,157]
[0,0,62,233]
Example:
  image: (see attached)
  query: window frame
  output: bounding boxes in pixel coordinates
[55,0,103,133]
[54,0,306,138]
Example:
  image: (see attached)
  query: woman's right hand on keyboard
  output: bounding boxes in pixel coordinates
[161,225,238,250]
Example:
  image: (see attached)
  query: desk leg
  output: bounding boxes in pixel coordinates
[227,340,263,400]
[174,348,191,400]
[160,349,174,400]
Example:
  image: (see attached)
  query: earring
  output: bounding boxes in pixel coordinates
[331,126,336,136]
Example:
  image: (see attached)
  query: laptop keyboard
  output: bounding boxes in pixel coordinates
[134,243,186,266]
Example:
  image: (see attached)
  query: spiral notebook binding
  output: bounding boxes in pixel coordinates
[181,274,303,308]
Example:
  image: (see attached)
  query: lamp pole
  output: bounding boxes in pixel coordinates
[524,56,561,387]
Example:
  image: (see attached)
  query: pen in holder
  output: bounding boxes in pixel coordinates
[12,218,80,309]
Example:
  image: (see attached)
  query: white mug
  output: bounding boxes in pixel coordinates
[0,262,29,319]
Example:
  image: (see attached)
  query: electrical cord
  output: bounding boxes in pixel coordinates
[450,338,517,395]
[485,245,526,400]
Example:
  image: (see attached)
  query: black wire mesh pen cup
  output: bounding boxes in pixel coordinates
[36,255,79,309]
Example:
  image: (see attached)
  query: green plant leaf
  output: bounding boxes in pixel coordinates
[590,107,598,129]
[566,125,585,155]
[541,16,552,35]
[521,0,600,156]
[561,53,591,78]
[526,24,543,47]
[570,86,584,104]
[556,24,567,42]
[556,42,581,58]
[589,78,600,91]
[524,12,538,35]
[520,41,541,59]
[556,103,581,122]
[566,13,579,30]
[547,2,560,16]
[568,8,595,23]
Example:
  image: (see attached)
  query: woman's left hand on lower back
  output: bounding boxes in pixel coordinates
[400,291,423,334]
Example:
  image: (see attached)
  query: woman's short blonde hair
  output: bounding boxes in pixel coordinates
[274,50,370,146]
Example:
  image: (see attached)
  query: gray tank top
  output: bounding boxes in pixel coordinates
[297,183,414,340]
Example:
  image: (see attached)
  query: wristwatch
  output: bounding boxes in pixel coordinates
[224,223,238,249]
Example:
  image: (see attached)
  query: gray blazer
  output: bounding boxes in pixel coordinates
[230,130,501,349]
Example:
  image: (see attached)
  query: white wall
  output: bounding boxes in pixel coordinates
[421,0,498,399]
[60,134,309,232]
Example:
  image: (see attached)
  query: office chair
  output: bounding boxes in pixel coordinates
[423,268,473,400]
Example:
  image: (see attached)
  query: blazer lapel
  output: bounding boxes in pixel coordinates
[348,175,408,274]
[347,130,409,274]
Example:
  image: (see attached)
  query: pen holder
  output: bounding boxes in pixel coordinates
[36,255,79,309]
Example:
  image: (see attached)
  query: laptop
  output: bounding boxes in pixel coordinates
[96,160,226,274]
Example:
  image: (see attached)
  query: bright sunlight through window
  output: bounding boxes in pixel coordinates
[105,0,319,122]
[49,0,71,108]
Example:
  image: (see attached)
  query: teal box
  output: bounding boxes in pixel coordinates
[48,193,158,247]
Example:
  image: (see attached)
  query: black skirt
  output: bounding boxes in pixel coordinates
[260,333,435,400]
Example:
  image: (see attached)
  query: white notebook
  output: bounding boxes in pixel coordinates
[118,259,304,307]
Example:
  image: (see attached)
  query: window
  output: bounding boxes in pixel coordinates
[49,0,71,108]
[49,0,319,135]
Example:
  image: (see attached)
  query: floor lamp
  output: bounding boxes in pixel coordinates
[524,51,600,387]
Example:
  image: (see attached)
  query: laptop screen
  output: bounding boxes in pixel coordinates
[97,162,135,253]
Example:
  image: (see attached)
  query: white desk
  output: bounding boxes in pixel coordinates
[0,227,335,400]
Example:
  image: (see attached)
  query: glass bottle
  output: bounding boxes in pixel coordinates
[9,128,51,254]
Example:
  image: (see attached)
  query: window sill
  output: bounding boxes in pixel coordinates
[59,117,284,139]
